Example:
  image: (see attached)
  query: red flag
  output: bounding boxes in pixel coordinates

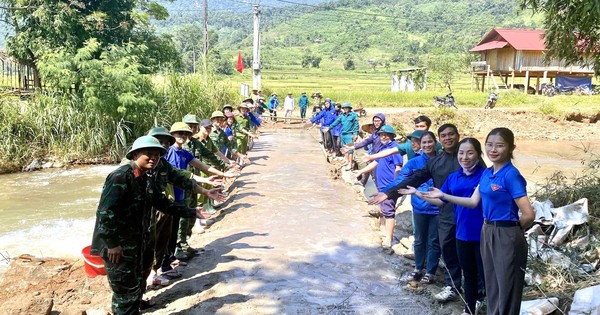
[236,51,244,73]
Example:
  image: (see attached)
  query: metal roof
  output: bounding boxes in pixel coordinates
[470,28,546,52]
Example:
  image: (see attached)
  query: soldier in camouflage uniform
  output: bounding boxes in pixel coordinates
[177,114,236,257]
[233,103,255,156]
[91,135,212,315]
[138,127,225,294]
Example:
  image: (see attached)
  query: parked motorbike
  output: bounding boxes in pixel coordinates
[485,92,498,109]
[433,93,457,109]
[575,85,593,96]
[541,82,555,97]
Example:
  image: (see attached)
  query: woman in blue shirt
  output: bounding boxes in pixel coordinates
[397,131,441,284]
[404,137,486,314]
[419,128,535,315]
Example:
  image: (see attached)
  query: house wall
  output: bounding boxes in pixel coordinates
[480,48,591,73]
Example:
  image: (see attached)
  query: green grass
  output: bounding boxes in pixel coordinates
[228,68,600,113]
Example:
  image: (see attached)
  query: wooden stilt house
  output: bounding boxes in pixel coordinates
[469,28,594,94]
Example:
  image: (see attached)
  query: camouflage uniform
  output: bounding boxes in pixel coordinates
[177,137,227,254]
[91,161,197,315]
[210,125,235,157]
[234,114,251,154]
[149,158,198,276]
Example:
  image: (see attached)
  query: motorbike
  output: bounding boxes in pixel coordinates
[541,82,555,97]
[433,93,457,109]
[485,92,498,109]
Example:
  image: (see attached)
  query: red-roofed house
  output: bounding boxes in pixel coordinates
[470,28,594,93]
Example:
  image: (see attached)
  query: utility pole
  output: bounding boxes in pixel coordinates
[203,0,209,82]
[252,4,261,90]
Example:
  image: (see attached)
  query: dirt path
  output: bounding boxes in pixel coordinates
[142,128,435,314]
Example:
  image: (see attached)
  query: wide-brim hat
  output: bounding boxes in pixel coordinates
[242,97,254,105]
[126,136,166,159]
[377,125,396,137]
[211,110,225,119]
[238,103,250,110]
[271,92,277,96]
[407,130,425,140]
[342,102,352,109]
[147,126,175,145]
[170,122,193,134]
[182,114,200,124]
[361,123,375,134]
[222,104,234,111]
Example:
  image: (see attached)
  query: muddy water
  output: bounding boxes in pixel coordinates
[512,140,599,184]
[0,165,114,270]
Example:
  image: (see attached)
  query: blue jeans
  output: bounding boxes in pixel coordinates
[413,212,441,275]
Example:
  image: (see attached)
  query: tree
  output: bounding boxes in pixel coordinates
[426,54,465,91]
[520,0,600,75]
[0,0,178,87]
[344,58,355,70]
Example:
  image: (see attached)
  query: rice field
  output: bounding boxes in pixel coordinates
[226,68,600,113]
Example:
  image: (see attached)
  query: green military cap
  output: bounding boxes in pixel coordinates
[147,126,175,145]
[182,114,200,124]
[126,136,166,159]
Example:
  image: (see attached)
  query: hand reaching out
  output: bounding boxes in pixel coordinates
[367,192,388,205]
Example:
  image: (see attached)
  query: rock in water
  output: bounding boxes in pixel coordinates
[23,159,41,172]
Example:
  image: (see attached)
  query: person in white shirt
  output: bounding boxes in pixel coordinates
[283,92,295,124]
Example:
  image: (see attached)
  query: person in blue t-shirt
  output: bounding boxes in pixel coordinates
[324,102,359,171]
[309,99,337,154]
[419,128,535,315]
[298,91,310,122]
[403,137,487,314]
[355,125,403,249]
[395,131,441,285]
[364,115,442,163]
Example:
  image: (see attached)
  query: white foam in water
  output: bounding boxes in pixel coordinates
[0,217,95,264]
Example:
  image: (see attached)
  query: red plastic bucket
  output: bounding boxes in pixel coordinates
[81,245,106,277]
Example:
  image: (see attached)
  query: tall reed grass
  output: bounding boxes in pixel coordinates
[0,73,237,173]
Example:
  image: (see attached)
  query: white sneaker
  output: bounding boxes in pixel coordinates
[434,286,459,302]
[200,219,214,226]
[475,299,485,314]
[152,274,171,286]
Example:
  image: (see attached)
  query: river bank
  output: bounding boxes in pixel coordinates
[0,108,598,314]
[0,129,441,314]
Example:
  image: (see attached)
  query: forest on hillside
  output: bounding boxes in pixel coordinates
[154,0,542,72]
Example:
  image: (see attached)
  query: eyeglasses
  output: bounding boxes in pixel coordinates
[485,143,506,150]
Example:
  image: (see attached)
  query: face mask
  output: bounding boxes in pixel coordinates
[462,160,479,173]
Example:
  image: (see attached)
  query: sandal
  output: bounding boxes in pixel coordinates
[161,269,182,279]
[420,274,434,284]
[407,271,422,282]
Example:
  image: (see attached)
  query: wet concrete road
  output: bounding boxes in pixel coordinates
[146,128,435,314]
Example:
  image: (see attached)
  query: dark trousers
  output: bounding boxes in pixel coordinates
[300,106,307,119]
[457,239,485,314]
[103,247,144,315]
[153,211,173,272]
[481,224,527,315]
[332,135,341,156]
[413,212,441,275]
[166,214,180,262]
[438,221,462,290]
[320,129,333,151]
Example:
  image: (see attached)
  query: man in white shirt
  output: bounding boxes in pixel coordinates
[283,92,295,124]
